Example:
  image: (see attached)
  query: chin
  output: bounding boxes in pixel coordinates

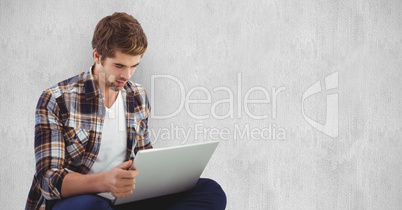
[110,86,123,91]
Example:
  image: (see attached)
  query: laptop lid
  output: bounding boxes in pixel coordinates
[112,140,220,205]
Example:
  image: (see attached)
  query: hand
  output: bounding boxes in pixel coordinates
[104,160,138,198]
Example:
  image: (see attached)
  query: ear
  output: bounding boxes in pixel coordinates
[93,49,102,64]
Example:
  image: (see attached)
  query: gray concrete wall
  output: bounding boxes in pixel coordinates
[1,0,401,209]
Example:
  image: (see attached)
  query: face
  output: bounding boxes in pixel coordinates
[94,50,142,92]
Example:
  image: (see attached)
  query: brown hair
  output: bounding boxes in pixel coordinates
[92,12,147,61]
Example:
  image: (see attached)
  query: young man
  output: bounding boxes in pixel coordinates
[26,12,226,210]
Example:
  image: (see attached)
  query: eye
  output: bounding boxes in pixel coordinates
[115,64,123,68]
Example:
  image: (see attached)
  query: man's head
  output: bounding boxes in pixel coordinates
[92,12,147,63]
[92,12,147,92]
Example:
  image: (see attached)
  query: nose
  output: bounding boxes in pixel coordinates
[120,68,131,80]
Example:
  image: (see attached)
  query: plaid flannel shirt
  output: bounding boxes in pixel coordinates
[25,68,153,210]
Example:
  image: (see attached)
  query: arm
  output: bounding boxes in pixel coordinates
[34,90,68,200]
[35,91,137,200]
[61,160,138,198]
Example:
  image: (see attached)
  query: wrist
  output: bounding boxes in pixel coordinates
[97,172,109,193]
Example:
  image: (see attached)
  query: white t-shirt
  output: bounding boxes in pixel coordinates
[89,91,127,174]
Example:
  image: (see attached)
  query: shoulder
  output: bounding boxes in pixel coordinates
[46,72,86,98]
[124,81,151,113]
[125,80,148,96]
[36,72,86,109]
[126,81,145,94]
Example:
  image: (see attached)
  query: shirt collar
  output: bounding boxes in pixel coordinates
[83,66,102,100]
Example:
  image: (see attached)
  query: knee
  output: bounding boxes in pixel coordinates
[198,178,227,209]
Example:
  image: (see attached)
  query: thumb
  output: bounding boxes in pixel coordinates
[116,160,133,169]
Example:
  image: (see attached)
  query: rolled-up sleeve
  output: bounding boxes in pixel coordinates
[34,90,68,200]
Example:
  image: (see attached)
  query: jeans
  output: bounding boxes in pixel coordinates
[48,178,227,210]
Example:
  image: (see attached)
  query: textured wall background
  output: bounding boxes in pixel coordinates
[1,0,401,209]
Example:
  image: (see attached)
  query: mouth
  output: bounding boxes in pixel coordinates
[115,80,126,87]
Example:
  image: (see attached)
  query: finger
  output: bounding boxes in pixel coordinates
[126,163,138,172]
[118,170,138,179]
[116,160,133,170]
[116,178,136,187]
[132,170,138,177]
[116,184,135,192]
[115,187,135,197]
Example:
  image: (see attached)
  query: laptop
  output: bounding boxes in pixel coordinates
[98,140,220,205]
